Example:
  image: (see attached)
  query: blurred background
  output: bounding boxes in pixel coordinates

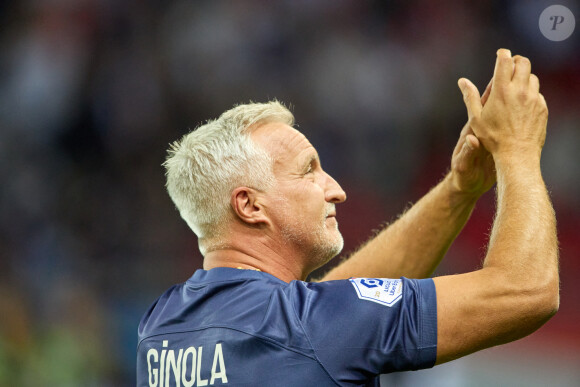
[1,0,579,385]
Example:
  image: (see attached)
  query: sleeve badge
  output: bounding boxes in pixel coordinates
[349,278,403,307]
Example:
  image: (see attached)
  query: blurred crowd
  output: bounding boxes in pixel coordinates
[1,0,579,385]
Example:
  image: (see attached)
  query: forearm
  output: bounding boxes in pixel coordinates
[322,173,479,281]
[484,156,559,293]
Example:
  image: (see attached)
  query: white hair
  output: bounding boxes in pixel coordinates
[163,101,294,252]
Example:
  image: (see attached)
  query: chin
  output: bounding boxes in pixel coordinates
[322,234,344,260]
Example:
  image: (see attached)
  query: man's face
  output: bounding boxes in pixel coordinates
[251,122,347,269]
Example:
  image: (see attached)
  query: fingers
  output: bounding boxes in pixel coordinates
[455,134,482,172]
[465,134,480,149]
[456,142,471,171]
[453,123,472,158]
[513,55,531,84]
[456,122,471,140]
[462,134,482,161]
[492,48,513,87]
[458,78,482,120]
[458,49,543,160]
[481,79,493,106]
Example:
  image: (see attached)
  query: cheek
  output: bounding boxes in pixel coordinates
[299,190,326,217]
[279,182,327,220]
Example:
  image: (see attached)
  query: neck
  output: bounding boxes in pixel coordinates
[203,239,310,282]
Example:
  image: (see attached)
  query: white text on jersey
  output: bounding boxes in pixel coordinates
[147,341,228,386]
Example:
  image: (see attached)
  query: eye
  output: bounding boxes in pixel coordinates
[303,157,319,176]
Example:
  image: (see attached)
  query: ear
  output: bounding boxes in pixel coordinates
[230,187,270,225]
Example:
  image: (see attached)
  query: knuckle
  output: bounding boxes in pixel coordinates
[517,89,530,101]
[513,55,530,64]
[497,83,510,95]
[500,56,513,65]
[517,56,531,65]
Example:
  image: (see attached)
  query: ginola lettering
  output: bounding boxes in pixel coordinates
[147,341,228,387]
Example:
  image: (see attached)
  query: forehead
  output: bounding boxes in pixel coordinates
[251,122,316,166]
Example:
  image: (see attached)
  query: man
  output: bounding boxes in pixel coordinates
[137,49,559,386]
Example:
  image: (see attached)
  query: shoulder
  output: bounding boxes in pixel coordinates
[292,277,438,375]
[138,283,185,340]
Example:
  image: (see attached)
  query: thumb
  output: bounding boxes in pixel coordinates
[458,78,482,121]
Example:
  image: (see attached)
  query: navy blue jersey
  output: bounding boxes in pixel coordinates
[137,268,437,386]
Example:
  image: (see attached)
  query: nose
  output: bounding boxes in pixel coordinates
[324,172,347,203]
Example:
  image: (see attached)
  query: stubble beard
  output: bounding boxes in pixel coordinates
[316,221,344,267]
[280,209,344,270]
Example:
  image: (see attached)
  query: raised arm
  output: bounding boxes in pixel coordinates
[434,49,559,364]
[321,86,495,281]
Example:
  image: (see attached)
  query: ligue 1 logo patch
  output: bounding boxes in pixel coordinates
[349,278,403,307]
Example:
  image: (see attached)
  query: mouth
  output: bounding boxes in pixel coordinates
[325,205,336,218]
[326,213,337,223]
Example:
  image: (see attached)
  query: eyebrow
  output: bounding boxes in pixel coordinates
[306,154,317,164]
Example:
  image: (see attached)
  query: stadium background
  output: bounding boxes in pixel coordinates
[1,0,579,385]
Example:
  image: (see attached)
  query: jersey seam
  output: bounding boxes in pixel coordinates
[137,324,319,362]
[287,284,342,387]
[186,273,286,289]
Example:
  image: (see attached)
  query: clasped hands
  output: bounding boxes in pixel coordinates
[449,48,548,198]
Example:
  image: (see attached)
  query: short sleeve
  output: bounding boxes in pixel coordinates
[289,277,437,383]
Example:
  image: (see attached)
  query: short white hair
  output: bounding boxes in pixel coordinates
[163,101,294,250]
